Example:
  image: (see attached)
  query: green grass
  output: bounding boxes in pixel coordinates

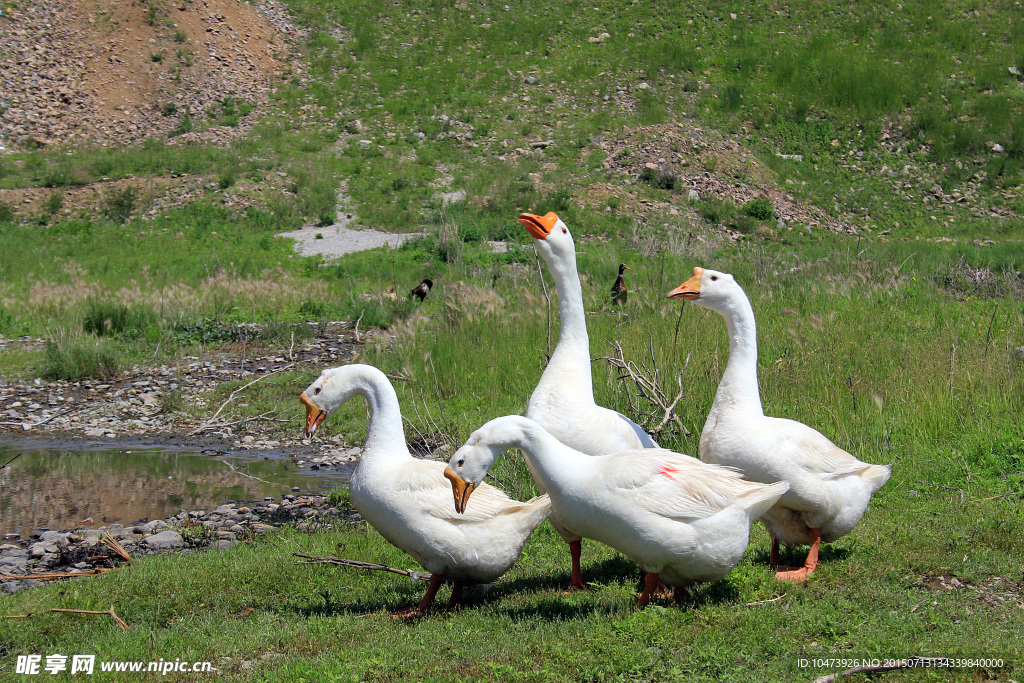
[0,501,1019,681]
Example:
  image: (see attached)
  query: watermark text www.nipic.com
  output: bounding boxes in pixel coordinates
[15,654,216,675]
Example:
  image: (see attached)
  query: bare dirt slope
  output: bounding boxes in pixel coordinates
[0,0,295,149]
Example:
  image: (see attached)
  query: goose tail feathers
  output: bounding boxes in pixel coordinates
[863,464,892,493]
[740,480,790,520]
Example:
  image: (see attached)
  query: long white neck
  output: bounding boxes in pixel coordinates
[707,291,764,419]
[332,366,410,463]
[484,417,592,491]
[541,250,593,398]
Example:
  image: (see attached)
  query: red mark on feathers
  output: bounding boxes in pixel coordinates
[656,460,682,482]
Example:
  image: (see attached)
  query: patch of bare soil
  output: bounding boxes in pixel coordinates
[589,123,841,234]
[911,573,1024,612]
[0,0,295,150]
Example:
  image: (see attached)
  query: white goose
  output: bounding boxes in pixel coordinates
[444,415,788,606]
[519,211,657,588]
[667,267,891,581]
[300,364,551,616]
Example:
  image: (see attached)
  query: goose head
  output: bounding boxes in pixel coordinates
[666,266,742,314]
[617,263,630,276]
[518,212,576,270]
[444,415,537,513]
[299,366,361,437]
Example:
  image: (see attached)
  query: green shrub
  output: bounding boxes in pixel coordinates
[730,214,760,234]
[83,300,152,337]
[0,305,18,336]
[699,197,737,224]
[102,187,137,224]
[639,166,677,190]
[743,198,775,221]
[170,111,192,137]
[44,192,64,216]
[42,329,120,381]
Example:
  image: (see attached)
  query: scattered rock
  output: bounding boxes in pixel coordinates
[144,530,185,549]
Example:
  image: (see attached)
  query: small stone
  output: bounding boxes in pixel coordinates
[144,530,185,549]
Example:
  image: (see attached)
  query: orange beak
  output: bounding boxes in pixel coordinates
[444,466,474,514]
[518,212,559,240]
[300,392,327,437]
[667,267,704,301]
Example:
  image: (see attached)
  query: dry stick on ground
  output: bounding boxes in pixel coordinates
[188,364,294,435]
[597,338,692,438]
[100,533,131,564]
[1,568,118,581]
[744,594,786,607]
[0,406,76,429]
[293,553,430,581]
[353,310,365,343]
[50,605,129,632]
[811,657,953,683]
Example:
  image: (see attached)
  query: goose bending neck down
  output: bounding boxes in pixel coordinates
[300,364,550,616]
[445,415,788,607]
[667,268,891,581]
[518,212,657,589]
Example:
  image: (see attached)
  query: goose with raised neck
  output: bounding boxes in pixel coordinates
[518,212,657,589]
[668,267,891,581]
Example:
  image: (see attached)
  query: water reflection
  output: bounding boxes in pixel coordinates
[0,441,350,537]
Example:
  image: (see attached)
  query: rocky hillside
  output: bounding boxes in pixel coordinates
[0,0,295,149]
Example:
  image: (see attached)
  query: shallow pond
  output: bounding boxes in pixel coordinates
[0,440,351,537]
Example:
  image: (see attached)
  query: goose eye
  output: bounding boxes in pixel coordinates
[710,275,718,281]
[457,459,465,467]
[314,387,321,395]
[561,228,567,233]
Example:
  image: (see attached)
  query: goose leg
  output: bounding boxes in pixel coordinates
[769,538,780,568]
[637,572,661,608]
[568,540,586,590]
[447,580,464,610]
[672,586,690,606]
[391,573,444,619]
[775,528,821,582]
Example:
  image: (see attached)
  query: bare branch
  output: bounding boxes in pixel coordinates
[293,552,430,581]
[596,339,692,438]
[188,365,294,435]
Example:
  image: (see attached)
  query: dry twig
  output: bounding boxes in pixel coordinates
[745,594,786,607]
[293,552,430,581]
[597,338,692,438]
[1,569,117,581]
[50,605,129,632]
[100,533,131,564]
[188,365,293,435]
